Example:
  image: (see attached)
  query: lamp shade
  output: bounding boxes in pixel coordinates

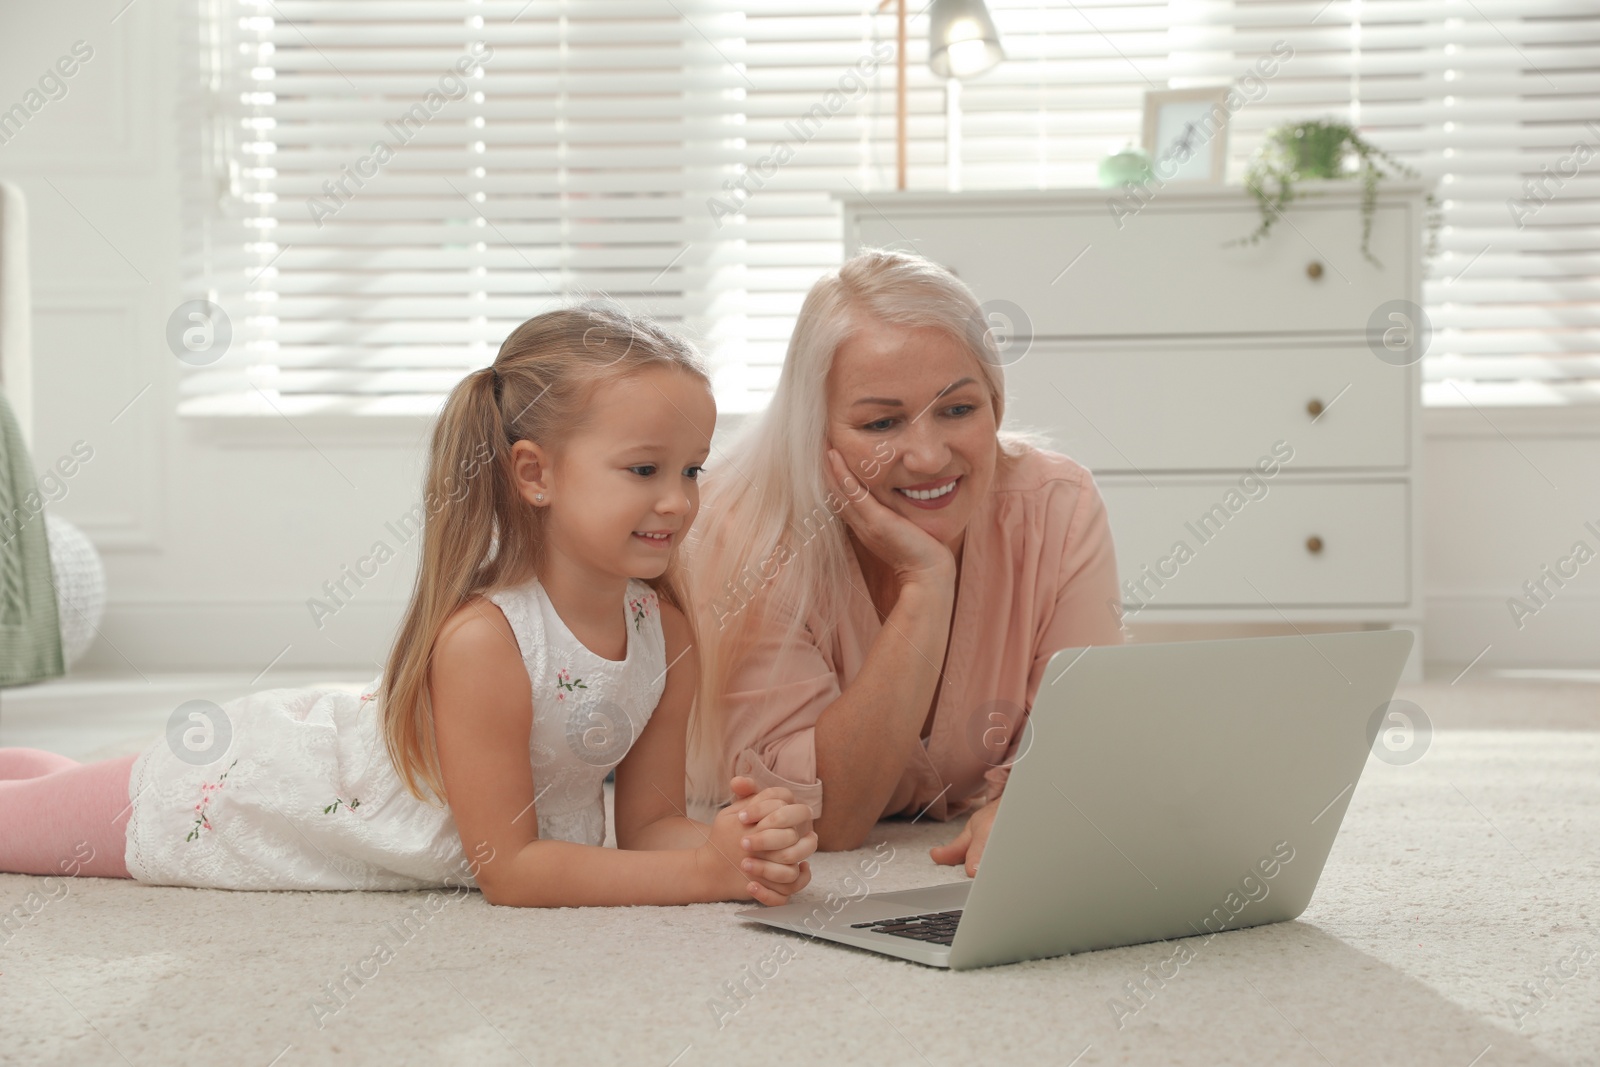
[929,0,1005,79]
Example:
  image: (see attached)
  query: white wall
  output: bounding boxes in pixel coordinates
[2,1,1593,680]
[2,2,428,682]
[1422,408,1600,669]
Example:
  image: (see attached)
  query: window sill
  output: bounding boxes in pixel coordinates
[182,409,762,450]
[181,412,436,448]
[179,399,1600,450]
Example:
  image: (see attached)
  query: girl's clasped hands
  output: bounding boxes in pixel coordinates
[714,776,816,905]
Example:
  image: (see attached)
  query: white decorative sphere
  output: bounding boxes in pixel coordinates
[45,513,106,668]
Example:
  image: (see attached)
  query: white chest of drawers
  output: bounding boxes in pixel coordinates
[839,183,1427,680]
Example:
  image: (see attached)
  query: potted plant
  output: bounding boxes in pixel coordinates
[1231,119,1437,266]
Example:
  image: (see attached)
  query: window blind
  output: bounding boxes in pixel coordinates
[183,0,745,415]
[1159,0,1600,406]
[718,0,1176,411]
[731,0,1600,409]
[188,0,1600,414]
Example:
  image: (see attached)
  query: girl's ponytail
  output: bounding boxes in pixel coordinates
[380,365,513,804]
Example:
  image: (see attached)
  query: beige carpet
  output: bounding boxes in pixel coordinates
[1,697,1596,1065]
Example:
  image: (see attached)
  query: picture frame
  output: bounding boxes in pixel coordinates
[1141,87,1230,184]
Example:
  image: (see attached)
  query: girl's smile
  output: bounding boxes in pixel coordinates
[525,364,715,583]
[631,528,677,549]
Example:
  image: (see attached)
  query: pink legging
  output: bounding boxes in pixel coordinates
[0,748,136,878]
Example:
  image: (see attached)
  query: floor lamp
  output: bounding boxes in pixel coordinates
[879,0,1006,190]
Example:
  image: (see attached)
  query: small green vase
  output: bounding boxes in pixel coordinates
[1099,145,1154,188]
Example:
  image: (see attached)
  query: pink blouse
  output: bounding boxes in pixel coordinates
[721,444,1125,823]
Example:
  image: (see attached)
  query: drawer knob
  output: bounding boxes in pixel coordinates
[1306,535,1324,555]
[1306,260,1324,280]
[1306,398,1325,418]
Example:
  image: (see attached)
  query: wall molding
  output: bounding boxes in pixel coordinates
[72,590,1595,675]
[1424,403,1600,439]
[78,599,406,675]
[0,5,155,174]
[32,289,166,551]
[1423,589,1600,669]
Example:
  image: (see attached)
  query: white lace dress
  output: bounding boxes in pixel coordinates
[123,577,667,890]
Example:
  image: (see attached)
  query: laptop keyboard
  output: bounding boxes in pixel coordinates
[849,910,963,946]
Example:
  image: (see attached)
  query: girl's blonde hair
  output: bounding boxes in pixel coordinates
[381,303,711,805]
[683,248,1048,804]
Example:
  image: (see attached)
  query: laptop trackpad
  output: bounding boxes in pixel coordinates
[826,880,973,928]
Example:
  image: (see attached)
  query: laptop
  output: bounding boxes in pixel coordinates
[738,628,1413,970]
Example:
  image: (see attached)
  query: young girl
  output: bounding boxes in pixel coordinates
[0,305,816,907]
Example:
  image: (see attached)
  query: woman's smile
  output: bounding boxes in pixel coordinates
[892,475,962,509]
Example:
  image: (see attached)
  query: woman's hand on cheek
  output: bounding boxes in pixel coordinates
[824,446,954,586]
[928,799,1000,878]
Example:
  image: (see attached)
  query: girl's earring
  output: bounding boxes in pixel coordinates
[535,492,545,503]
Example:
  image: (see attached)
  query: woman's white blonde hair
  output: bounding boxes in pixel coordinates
[682,248,1048,804]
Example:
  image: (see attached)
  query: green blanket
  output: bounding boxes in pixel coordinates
[0,392,63,686]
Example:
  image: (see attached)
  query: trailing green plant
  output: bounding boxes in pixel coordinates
[1232,119,1439,266]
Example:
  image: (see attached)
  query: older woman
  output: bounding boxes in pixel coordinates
[685,249,1123,871]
